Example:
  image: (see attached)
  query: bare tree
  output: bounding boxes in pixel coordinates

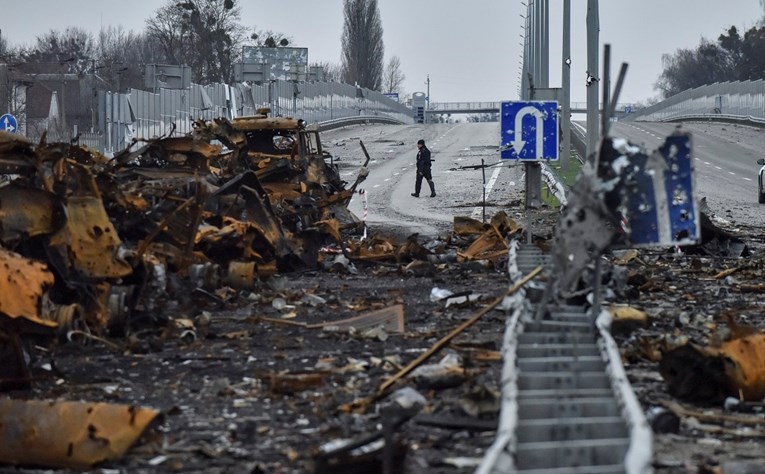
[23,27,96,73]
[382,55,405,94]
[0,33,8,60]
[95,26,163,92]
[250,29,293,48]
[341,0,384,90]
[146,0,248,83]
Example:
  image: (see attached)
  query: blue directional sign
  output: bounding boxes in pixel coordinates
[624,105,633,114]
[500,101,558,160]
[0,114,18,134]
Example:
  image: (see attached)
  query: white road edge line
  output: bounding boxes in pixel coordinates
[471,166,502,219]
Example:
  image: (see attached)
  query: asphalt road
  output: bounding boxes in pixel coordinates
[319,120,765,236]
[320,122,526,237]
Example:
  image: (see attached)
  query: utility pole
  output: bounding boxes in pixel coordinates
[523,0,547,239]
[425,74,430,109]
[540,0,549,87]
[561,0,571,171]
[586,0,600,159]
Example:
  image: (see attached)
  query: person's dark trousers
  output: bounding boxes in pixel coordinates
[414,169,434,197]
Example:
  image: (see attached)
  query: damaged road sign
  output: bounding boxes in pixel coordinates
[600,132,699,247]
[500,101,558,161]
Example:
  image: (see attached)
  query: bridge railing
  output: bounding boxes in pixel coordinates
[428,101,501,111]
[427,101,636,113]
[624,79,765,123]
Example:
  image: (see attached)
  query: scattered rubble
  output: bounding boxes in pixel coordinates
[0,120,532,470]
[4,116,765,471]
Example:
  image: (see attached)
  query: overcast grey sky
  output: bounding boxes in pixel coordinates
[2,1,764,105]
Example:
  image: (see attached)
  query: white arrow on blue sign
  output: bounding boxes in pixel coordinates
[0,114,18,134]
[500,101,558,160]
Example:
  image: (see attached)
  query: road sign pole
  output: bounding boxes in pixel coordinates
[524,161,543,244]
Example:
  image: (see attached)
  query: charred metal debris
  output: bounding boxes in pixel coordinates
[0,113,521,388]
[0,111,370,377]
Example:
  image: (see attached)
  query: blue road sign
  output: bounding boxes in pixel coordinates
[624,105,633,114]
[500,101,558,160]
[0,114,18,134]
[603,133,698,247]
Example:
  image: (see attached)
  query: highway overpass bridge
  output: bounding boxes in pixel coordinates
[425,101,637,118]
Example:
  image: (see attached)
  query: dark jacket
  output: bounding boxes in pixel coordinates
[416,146,432,172]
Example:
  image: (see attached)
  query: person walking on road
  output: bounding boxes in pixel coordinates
[411,139,436,198]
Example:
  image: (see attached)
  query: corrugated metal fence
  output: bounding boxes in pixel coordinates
[101,80,413,154]
[626,79,765,123]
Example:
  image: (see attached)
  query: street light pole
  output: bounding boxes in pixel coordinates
[426,74,430,109]
[586,0,600,160]
[561,0,571,171]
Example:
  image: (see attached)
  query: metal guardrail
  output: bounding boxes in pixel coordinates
[570,122,588,163]
[625,79,765,124]
[478,244,652,473]
[316,115,407,131]
[650,113,765,128]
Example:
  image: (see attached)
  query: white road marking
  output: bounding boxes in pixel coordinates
[471,166,502,219]
[728,172,736,175]
[714,166,722,170]
[743,177,752,181]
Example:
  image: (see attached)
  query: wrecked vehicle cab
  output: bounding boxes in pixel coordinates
[757,158,765,204]
[197,109,362,233]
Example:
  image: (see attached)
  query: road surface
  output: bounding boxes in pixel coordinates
[321,122,525,237]
[320,120,765,236]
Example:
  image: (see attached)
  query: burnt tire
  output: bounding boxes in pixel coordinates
[759,189,765,204]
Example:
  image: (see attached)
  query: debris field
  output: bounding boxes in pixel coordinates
[2,116,765,473]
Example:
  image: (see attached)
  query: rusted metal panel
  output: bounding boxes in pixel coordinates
[49,195,132,279]
[0,248,56,325]
[0,185,66,243]
[231,116,301,131]
[660,315,765,403]
[0,398,159,469]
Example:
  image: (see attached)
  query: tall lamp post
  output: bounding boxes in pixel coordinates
[116,66,128,150]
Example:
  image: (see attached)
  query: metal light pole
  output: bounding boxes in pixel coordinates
[523,0,548,243]
[586,0,600,159]
[425,74,430,121]
[561,0,571,171]
[540,0,549,87]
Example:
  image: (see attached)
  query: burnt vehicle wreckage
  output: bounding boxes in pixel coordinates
[1,100,765,472]
[0,109,381,363]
